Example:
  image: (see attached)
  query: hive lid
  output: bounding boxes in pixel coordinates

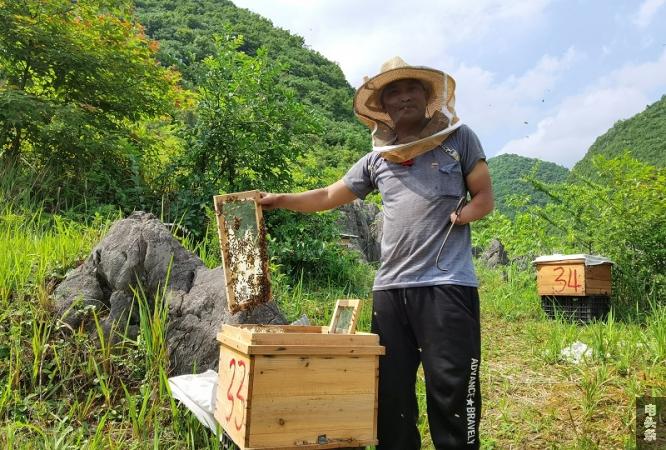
[532,254,614,266]
[217,324,385,355]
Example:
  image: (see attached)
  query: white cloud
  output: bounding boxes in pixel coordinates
[498,50,666,167]
[632,0,666,28]
[497,88,649,167]
[454,47,580,140]
[231,0,552,85]
[230,0,665,168]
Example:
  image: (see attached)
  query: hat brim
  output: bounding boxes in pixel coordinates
[353,66,455,129]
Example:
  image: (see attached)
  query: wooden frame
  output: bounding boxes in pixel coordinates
[328,299,361,334]
[213,190,271,313]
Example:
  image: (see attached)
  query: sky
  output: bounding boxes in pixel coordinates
[231,0,666,168]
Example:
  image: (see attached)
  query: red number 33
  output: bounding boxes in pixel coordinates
[224,358,247,430]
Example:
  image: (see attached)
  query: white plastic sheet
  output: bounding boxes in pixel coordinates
[168,369,220,433]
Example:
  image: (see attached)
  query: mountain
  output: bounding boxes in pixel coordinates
[133,0,373,185]
[134,0,352,116]
[573,95,666,175]
[487,154,569,215]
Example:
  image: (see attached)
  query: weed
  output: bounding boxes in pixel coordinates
[579,364,612,420]
[534,317,581,364]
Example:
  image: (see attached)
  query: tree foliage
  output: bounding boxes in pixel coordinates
[0,0,181,208]
[165,35,320,235]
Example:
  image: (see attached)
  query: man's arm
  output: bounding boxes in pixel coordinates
[259,179,359,212]
[452,160,494,224]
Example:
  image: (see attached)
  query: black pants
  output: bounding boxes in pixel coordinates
[372,285,481,450]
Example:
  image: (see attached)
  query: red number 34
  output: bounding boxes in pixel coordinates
[553,266,582,293]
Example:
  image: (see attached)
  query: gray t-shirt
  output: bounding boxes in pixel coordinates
[343,124,486,291]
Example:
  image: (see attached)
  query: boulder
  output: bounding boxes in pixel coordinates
[54,211,286,376]
[337,199,382,262]
[481,238,510,268]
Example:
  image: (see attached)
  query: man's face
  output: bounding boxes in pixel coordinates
[380,78,428,129]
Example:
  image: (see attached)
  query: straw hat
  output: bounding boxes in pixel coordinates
[354,56,462,163]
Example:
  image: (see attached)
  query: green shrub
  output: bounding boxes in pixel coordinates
[162,34,320,238]
[266,209,373,294]
[475,154,664,316]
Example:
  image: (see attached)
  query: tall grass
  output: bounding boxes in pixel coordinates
[0,211,108,306]
[475,263,544,322]
[0,210,230,448]
[272,264,374,329]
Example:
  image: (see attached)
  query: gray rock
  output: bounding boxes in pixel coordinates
[53,264,108,329]
[371,210,384,251]
[108,291,136,324]
[481,238,510,268]
[54,211,287,375]
[337,199,382,262]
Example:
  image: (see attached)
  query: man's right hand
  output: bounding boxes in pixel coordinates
[256,180,358,213]
[258,192,282,210]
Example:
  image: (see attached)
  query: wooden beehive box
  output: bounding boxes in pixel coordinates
[215,324,385,450]
[534,254,613,297]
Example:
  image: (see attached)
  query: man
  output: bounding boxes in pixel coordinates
[260,56,493,449]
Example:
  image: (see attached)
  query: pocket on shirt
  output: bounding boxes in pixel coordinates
[438,162,465,197]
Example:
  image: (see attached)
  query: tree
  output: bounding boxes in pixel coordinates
[166,34,320,235]
[0,0,181,208]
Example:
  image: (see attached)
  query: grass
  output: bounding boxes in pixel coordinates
[0,209,664,449]
[477,264,666,449]
[0,208,219,449]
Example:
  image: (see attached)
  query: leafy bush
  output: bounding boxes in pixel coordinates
[265,209,372,294]
[163,34,320,236]
[0,0,181,209]
[475,154,664,316]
